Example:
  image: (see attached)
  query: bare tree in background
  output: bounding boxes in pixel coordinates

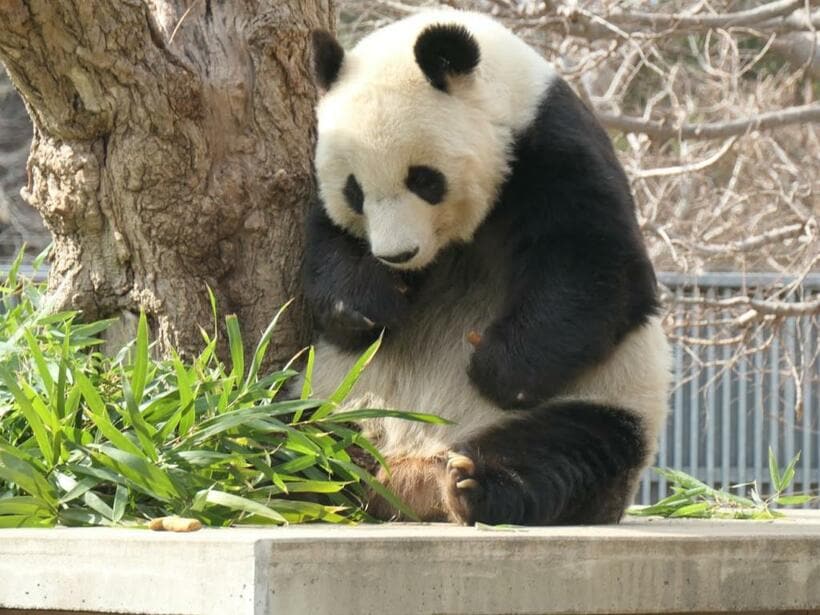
[0,1,334,360]
[339,0,819,399]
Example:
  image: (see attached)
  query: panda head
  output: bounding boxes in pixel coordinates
[310,14,512,270]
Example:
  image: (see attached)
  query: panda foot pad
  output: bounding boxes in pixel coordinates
[444,452,483,524]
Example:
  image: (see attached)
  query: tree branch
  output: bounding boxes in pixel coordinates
[597,103,820,140]
[758,8,820,33]
[690,223,807,255]
[628,137,736,179]
[515,3,820,40]
[669,293,820,316]
[599,0,804,30]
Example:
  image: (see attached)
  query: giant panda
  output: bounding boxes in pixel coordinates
[303,9,671,525]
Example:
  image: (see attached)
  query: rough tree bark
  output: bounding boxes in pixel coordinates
[0,0,332,361]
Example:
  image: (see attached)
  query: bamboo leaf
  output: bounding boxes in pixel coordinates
[55,331,70,422]
[257,498,348,524]
[273,453,321,475]
[323,408,451,425]
[0,514,54,528]
[58,477,101,504]
[23,329,54,392]
[3,246,25,287]
[112,484,128,523]
[246,300,293,388]
[90,445,179,502]
[172,351,195,436]
[780,452,800,493]
[58,508,107,527]
[206,285,219,341]
[121,376,159,461]
[131,311,150,405]
[75,370,144,458]
[0,367,53,463]
[32,244,51,270]
[182,400,319,446]
[194,489,287,524]
[312,335,382,422]
[775,494,814,506]
[294,346,316,423]
[69,319,118,341]
[226,314,244,384]
[768,447,782,493]
[0,444,57,507]
[255,480,348,496]
[669,502,711,518]
[83,491,114,521]
[0,496,53,516]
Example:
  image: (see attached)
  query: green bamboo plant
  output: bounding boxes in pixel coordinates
[630,450,815,520]
[0,249,445,528]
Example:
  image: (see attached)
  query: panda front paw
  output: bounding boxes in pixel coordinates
[317,300,382,349]
[307,260,410,350]
[468,334,543,410]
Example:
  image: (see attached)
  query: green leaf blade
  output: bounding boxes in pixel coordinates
[130,311,150,405]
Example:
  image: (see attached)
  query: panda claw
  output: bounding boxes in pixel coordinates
[444,452,482,524]
[456,478,480,491]
[447,453,475,476]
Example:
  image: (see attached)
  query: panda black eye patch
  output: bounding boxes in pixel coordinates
[343,174,364,214]
[405,165,447,205]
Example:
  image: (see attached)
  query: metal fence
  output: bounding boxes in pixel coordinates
[3,263,819,505]
[0,263,45,282]
[637,272,820,505]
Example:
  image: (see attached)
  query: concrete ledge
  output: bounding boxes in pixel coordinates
[1,513,819,615]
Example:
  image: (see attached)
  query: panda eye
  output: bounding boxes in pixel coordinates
[405,165,447,205]
[343,174,364,214]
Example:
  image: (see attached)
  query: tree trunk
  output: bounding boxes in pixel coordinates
[0,0,332,361]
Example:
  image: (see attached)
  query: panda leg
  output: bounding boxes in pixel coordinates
[367,454,450,521]
[443,401,649,525]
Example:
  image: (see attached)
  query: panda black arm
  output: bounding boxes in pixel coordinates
[469,234,658,408]
[468,78,659,408]
[303,199,410,350]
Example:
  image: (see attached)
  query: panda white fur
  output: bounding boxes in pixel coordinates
[304,10,671,525]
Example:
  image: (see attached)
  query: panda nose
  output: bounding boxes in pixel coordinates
[376,247,419,265]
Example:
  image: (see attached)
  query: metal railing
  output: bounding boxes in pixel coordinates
[637,272,820,505]
[0,263,46,282]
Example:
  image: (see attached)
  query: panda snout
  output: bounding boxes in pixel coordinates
[375,246,419,265]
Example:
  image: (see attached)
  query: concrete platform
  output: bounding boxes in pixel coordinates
[1,513,819,615]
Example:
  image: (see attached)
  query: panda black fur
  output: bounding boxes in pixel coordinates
[304,10,671,525]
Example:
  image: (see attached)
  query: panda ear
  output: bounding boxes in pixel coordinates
[414,24,480,93]
[311,30,345,91]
